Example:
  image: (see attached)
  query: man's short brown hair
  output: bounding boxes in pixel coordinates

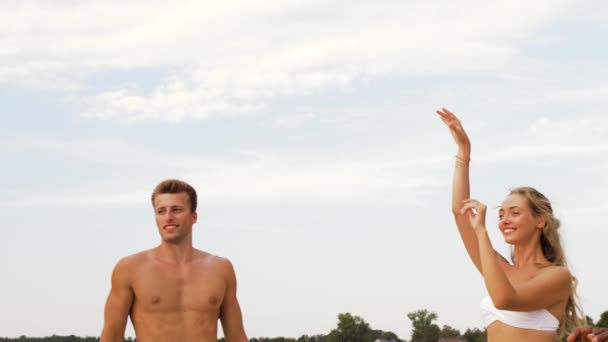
[151,179,197,212]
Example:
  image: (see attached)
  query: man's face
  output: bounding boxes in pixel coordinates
[153,192,197,243]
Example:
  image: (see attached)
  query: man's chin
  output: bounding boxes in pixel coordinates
[162,236,184,244]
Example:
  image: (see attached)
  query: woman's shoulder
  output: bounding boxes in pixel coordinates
[537,264,572,285]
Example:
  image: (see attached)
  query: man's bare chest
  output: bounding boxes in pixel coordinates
[131,262,226,313]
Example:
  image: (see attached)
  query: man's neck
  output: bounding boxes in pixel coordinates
[156,241,196,263]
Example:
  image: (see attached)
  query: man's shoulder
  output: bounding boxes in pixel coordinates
[194,249,235,272]
[115,249,155,270]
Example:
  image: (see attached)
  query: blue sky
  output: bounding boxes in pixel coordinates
[1,0,607,339]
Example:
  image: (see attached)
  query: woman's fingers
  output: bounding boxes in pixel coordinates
[438,107,459,122]
[436,109,456,122]
[436,112,449,125]
[437,112,461,132]
[442,107,454,115]
[436,108,471,147]
[460,200,479,215]
[460,203,475,216]
[461,199,487,215]
[436,110,463,131]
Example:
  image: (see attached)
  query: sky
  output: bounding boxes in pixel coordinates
[1,0,607,339]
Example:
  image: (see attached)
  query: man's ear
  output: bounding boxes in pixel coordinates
[192,211,198,224]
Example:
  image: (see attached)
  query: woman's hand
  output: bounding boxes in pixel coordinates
[436,107,471,153]
[460,199,488,234]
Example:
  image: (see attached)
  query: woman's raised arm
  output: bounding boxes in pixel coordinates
[436,108,482,272]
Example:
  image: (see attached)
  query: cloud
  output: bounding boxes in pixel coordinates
[271,112,315,128]
[9,136,201,167]
[80,83,265,123]
[8,111,605,209]
[562,202,608,217]
[3,190,149,209]
[544,86,608,104]
[3,136,444,208]
[475,116,608,163]
[0,1,576,121]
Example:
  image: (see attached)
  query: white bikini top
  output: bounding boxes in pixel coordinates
[480,296,559,331]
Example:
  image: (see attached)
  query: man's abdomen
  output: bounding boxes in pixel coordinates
[131,310,219,342]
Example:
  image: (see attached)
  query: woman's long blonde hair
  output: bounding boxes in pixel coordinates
[509,187,585,338]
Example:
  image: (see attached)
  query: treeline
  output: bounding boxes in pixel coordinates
[2,310,607,342]
[0,337,134,342]
[226,310,486,342]
[0,337,102,342]
[237,309,608,342]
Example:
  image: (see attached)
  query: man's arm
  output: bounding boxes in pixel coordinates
[100,258,134,342]
[568,326,608,342]
[219,258,248,342]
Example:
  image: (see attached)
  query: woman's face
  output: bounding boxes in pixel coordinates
[498,193,545,244]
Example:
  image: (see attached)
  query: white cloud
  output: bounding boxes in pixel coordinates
[9,111,606,209]
[9,136,200,167]
[562,202,608,217]
[3,136,443,208]
[479,142,608,163]
[8,112,607,208]
[0,0,576,121]
[271,112,315,128]
[544,86,608,104]
[476,116,608,163]
[4,190,149,208]
[2,154,439,208]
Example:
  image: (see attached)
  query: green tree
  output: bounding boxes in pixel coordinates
[297,335,326,342]
[326,312,374,342]
[439,325,461,338]
[597,311,608,328]
[365,329,403,342]
[462,328,487,342]
[407,309,440,342]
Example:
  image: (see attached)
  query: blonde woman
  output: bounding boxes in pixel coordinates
[437,108,584,341]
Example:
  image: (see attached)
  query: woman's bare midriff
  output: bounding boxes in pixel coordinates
[487,321,557,342]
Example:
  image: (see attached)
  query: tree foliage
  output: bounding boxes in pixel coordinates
[407,309,440,342]
[439,324,461,338]
[326,312,374,342]
[462,328,487,342]
[597,310,608,328]
[0,336,102,342]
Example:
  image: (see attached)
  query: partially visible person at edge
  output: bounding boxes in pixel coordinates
[100,179,248,342]
[568,326,608,342]
[437,108,585,341]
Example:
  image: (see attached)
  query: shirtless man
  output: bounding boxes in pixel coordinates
[100,179,248,342]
